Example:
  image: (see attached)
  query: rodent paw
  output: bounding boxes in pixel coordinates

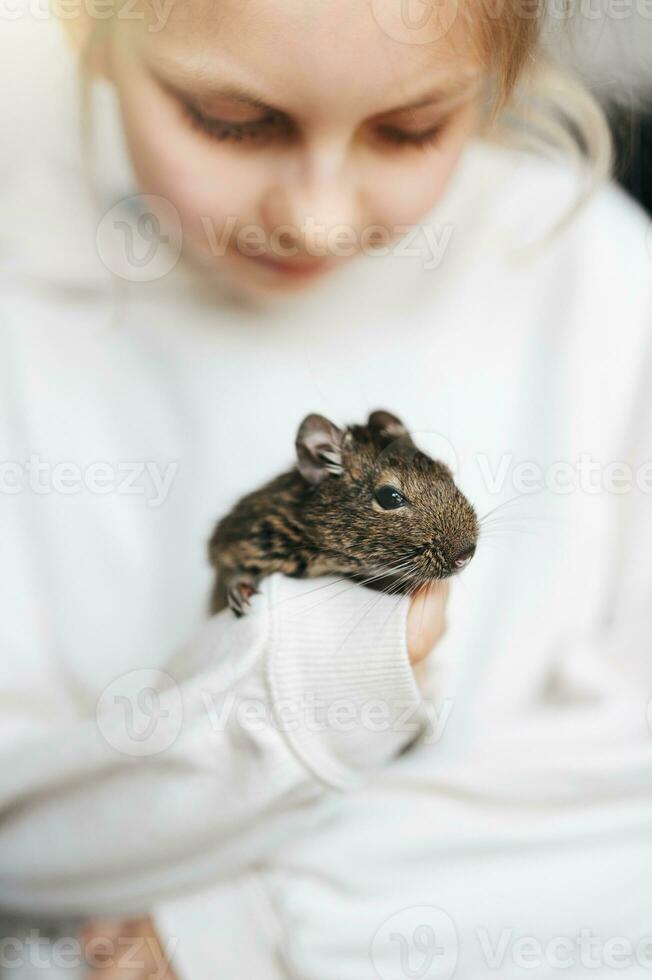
[227,578,261,617]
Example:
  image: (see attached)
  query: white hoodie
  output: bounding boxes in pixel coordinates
[1,15,652,980]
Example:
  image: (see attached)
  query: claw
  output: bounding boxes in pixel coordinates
[227,579,260,617]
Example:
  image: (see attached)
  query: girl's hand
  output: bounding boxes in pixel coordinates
[407,581,450,667]
[81,918,177,980]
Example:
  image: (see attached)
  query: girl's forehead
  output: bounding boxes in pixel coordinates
[136,0,481,114]
[149,0,460,37]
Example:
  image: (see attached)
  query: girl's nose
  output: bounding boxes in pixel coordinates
[261,176,358,258]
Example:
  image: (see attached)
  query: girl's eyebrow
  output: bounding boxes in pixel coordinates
[150,63,275,113]
[150,58,478,118]
[382,82,480,118]
[147,59,273,112]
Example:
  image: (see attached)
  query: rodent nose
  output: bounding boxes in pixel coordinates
[452,544,476,570]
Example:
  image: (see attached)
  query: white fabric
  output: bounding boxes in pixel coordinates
[1,15,652,980]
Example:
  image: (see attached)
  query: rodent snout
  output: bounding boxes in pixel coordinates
[451,543,476,571]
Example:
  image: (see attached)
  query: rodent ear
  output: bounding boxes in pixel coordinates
[295,414,345,484]
[367,410,415,447]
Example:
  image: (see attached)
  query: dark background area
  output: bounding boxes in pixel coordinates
[612,109,652,217]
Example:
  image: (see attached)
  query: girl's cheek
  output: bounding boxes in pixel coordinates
[371,161,451,229]
[149,151,261,243]
[117,92,261,249]
[370,116,476,231]
[367,151,463,232]
[109,48,257,242]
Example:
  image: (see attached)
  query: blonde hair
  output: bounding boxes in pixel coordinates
[460,0,613,226]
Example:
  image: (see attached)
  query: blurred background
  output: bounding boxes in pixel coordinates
[544,1,652,214]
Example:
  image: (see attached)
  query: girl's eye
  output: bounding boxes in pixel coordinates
[374,485,408,510]
[181,100,288,144]
[376,121,446,149]
[177,90,447,150]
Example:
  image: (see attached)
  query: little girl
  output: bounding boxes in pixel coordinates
[1,2,651,978]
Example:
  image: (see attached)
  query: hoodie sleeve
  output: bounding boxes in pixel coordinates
[0,570,424,916]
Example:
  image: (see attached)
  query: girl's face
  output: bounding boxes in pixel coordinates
[107,0,484,299]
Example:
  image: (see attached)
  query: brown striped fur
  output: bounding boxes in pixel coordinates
[208,410,478,616]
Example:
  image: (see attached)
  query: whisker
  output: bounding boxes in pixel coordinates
[379,581,414,635]
[478,493,544,526]
[455,571,472,599]
[374,568,425,633]
[352,560,418,589]
[333,582,400,654]
[479,511,547,528]
[271,549,416,606]
[279,556,419,621]
[478,525,542,540]
[328,561,426,655]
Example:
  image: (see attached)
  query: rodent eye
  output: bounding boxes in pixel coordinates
[374,485,408,510]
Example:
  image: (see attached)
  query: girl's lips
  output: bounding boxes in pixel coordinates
[244,252,338,279]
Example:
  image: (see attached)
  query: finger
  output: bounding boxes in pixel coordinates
[80,920,126,941]
[81,920,129,974]
[87,920,177,980]
[407,580,449,664]
[85,937,149,980]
